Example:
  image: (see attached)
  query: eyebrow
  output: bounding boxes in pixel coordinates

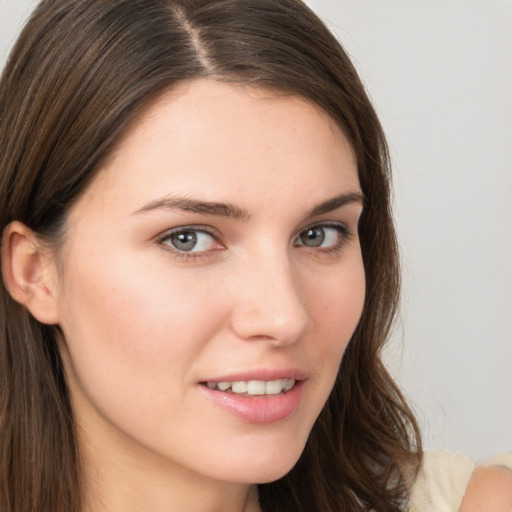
[134,191,364,220]
[134,197,250,220]
[306,191,364,217]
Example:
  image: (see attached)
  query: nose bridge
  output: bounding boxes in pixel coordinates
[229,244,310,344]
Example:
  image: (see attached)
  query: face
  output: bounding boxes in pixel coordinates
[53,80,365,487]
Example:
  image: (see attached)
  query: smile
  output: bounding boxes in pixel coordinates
[199,377,305,423]
[205,379,296,396]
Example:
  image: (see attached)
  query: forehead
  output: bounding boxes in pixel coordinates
[75,79,359,216]
[118,79,352,154]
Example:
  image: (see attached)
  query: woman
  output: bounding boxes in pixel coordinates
[0,1,509,511]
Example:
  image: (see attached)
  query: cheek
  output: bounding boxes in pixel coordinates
[56,251,243,472]
[61,248,220,345]
[56,249,229,412]
[300,255,366,411]
[308,258,365,354]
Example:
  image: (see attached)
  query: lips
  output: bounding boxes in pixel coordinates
[198,370,306,423]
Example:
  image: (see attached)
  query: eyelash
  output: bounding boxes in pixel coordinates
[294,222,354,256]
[156,226,222,262]
[156,222,354,262]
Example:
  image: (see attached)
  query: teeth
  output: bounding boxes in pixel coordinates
[265,379,283,395]
[231,381,247,394]
[283,379,295,391]
[247,380,265,395]
[205,379,297,395]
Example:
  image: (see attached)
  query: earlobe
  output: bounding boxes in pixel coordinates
[1,221,61,325]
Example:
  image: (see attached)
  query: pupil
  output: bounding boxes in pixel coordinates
[302,227,324,247]
[172,231,197,251]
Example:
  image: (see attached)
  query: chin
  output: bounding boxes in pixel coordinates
[216,439,306,485]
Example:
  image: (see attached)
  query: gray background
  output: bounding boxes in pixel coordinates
[1,0,511,460]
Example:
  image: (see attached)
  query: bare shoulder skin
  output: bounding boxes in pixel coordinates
[460,465,512,512]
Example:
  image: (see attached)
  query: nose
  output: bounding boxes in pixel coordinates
[229,250,310,346]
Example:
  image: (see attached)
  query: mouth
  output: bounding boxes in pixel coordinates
[199,377,305,423]
[201,379,296,396]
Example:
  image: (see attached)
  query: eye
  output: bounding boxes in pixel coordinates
[160,227,221,253]
[295,223,350,250]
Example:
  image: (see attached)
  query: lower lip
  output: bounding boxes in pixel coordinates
[198,380,305,424]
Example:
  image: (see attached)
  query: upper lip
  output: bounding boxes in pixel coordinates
[201,368,307,383]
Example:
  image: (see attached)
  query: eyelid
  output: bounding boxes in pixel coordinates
[295,220,351,239]
[155,225,225,260]
[294,221,354,251]
[156,225,219,241]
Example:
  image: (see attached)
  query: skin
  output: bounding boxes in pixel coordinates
[460,466,512,512]
[5,80,366,512]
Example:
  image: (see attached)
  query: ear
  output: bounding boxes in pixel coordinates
[1,221,61,325]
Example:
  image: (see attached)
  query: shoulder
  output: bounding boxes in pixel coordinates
[460,455,512,512]
[408,451,512,512]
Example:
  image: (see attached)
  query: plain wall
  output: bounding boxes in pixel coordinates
[1,0,511,461]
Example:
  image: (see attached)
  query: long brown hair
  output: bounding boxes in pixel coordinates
[0,0,421,510]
